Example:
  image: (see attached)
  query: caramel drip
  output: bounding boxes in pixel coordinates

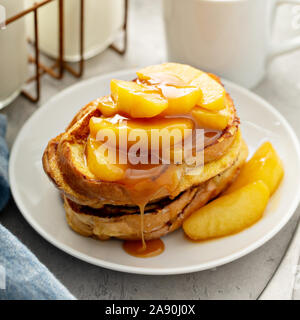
[87,117,221,256]
[123,239,165,258]
[139,203,146,249]
[120,163,180,251]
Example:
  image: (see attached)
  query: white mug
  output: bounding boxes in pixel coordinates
[0,0,28,109]
[163,0,300,88]
[26,0,124,62]
[273,3,300,42]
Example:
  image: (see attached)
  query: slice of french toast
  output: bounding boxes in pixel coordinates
[64,139,248,240]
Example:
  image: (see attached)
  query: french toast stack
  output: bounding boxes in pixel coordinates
[43,63,248,241]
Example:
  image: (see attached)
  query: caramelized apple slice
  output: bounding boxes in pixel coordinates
[137,63,225,111]
[225,142,284,195]
[137,64,202,114]
[183,181,270,240]
[191,106,231,130]
[110,79,168,118]
[137,63,201,84]
[89,116,194,149]
[191,73,226,111]
[95,95,118,117]
[86,138,126,181]
[160,85,202,115]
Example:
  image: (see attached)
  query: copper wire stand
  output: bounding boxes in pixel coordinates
[5,0,128,103]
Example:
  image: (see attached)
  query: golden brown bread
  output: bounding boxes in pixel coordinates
[42,90,239,207]
[64,139,248,240]
[43,125,242,207]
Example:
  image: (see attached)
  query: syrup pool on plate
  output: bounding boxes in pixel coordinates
[123,239,165,258]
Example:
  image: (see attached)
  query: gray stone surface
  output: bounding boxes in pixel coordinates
[1,0,300,300]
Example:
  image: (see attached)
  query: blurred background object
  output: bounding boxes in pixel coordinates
[163,0,300,88]
[0,0,28,110]
[0,0,128,106]
[26,0,125,62]
[273,3,300,42]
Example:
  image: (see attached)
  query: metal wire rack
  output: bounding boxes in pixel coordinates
[5,0,128,102]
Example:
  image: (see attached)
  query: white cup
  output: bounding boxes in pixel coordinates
[163,0,300,88]
[0,0,28,109]
[274,3,300,42]
[26,0,124,62]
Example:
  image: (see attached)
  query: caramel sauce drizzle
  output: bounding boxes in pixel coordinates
[120,163,181,248]
[123,238,165,258]
[89,73,223,257]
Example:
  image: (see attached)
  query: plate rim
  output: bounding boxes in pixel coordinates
[9,69,300,275]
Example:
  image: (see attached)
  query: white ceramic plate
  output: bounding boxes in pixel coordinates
[9,69,300,275]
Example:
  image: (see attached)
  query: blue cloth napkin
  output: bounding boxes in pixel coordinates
[0,115,9,210]
[0,114,75,300]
